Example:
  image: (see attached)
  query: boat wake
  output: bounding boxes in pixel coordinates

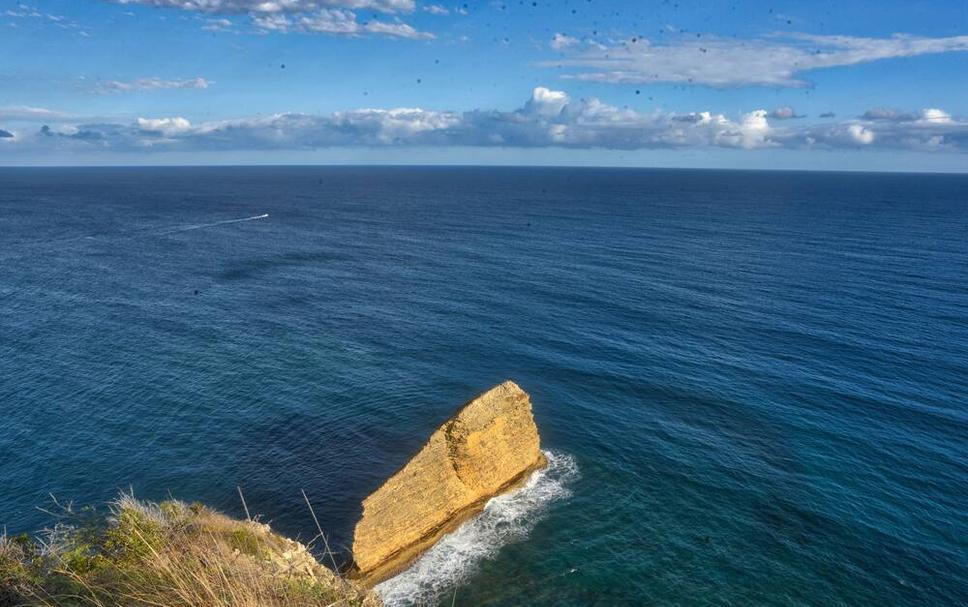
[2,213,270,261]
[156,213,269,235]
[374,450,578,607]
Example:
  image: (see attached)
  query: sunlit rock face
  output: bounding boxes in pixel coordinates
[351,381,546,584]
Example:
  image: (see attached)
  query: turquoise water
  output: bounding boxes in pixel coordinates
[1,167,966,605]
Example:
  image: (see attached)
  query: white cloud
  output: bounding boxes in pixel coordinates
[137,117,194,136]
[358,18,432,39]
[862,107,955,124]
[253,9,432,38]
[8,88,968,154]
[105,0,429,38]
[5,3,88,33]
[715,110,772,149]
[295,9,360,34]
[0,106,71,121]
[4,7,44,19]
[848,124,875,145]
[769,106,803,120]
[94,77,212,94]
[422,4,448,15]
[544,32,968,87]
[105,1,415,14]
[524,87,569,117]
[251,13,289,31]
[202,17,233,31]
[920,108,952,124]
[550,33,579,51]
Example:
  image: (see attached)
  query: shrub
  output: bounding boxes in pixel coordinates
[0,493,379,607]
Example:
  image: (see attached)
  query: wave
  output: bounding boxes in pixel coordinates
[374,450,579,607]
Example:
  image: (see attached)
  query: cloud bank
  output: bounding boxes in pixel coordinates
[545,33,968,87]
[106,0,415,13]
[250,8,431,38]
[5,88,967,155]
[94,77,212,94]
[104,0,431,38]
[0,106,72,121]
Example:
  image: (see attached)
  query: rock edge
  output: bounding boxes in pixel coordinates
[350,380,546,585]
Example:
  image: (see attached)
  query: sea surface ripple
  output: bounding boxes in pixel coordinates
[0,167,965,606]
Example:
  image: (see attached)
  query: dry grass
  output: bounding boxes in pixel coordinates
[0,494,379,607]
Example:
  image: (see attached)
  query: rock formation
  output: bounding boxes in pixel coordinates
[351,380,546,584]
[0,494,381,607]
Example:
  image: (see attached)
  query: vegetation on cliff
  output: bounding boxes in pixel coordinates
[0,494,379,607]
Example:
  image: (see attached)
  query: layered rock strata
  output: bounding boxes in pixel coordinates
[351,380,546,584]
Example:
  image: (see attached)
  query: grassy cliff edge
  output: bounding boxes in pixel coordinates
[0,495,380,607]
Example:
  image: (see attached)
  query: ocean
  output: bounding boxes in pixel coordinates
[1,167,965,606]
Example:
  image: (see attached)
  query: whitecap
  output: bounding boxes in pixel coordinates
[374,450,579,607]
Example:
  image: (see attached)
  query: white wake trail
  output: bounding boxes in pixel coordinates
[0,213,270,262]
[156,213,269,234]
[375,450,579,607]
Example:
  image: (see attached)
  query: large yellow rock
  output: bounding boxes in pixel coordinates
[351,380,546,584]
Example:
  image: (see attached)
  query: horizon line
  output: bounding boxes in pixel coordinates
[0,163,966,176]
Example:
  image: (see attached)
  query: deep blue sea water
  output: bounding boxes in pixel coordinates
[1,167,966,606]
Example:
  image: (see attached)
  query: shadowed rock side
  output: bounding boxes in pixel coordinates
[351,380,547,585]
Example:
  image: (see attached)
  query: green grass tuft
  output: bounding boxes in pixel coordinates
[0,493,380,607]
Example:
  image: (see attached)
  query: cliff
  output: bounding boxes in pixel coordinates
[1,381,546,605]
[0,494,380,607]
[351,380,546,584]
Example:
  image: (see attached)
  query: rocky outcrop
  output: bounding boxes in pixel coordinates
[0,494,382,607]
[351,380,546,584]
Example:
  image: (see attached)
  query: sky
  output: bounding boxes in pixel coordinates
[1,0,967,170]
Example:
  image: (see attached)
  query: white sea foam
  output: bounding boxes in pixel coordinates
[374,450,578,607]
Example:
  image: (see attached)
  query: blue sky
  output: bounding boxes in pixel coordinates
[2,0,967,170]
